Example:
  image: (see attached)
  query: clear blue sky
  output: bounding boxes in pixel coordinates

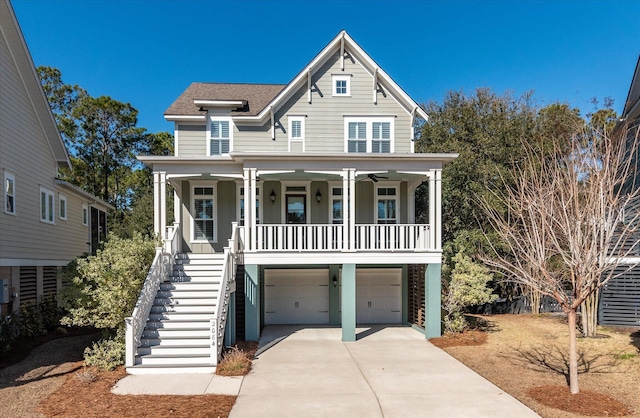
[11,0,640,135]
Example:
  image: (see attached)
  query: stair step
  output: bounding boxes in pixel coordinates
[157,290,219,299]
[160,282,219,291]
[145,319,211,330]
[174,263,223,271]
[154,297,218,306]
[149,312,214,321]
[143,328,210,338]
[141,336,210,346]
[151,304,216,313]
[138,345,211,356]
[136,353,212,366]
[127,364,216,374]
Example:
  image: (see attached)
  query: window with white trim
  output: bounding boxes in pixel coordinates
[376,186,398,224]
[208,119,231,156]
[82,204,88,226]
[332,75,350,96]
[239,186,261,226]
[59,195,67,220]
[192,186,216,242]
[40,187,55,224]
[4,171,15,215]
[344,117,394,153]
[288,116,305,141]
[331,186,343,224]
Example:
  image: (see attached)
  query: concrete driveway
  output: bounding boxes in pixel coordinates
[230,325,539,418]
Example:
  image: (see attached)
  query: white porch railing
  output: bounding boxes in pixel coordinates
[210,222,238,365]
[244,223,430,252]
[125,225,179,368]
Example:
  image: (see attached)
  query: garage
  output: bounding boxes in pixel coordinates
[339,268,402,324]
[264,269,330,324]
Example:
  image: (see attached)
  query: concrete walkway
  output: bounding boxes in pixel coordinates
[230,325,539,418]
[112,372,242,396]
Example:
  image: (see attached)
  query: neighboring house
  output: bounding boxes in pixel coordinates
[0,0,112,318]
[130,30,457,373]
[599,55,640,328]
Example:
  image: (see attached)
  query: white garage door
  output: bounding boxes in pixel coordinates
[356,269,402,324]
[264,269,330,325]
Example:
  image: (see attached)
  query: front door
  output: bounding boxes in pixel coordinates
[286,194,306,224]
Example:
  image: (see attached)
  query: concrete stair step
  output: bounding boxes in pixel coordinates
[136,353,212,366]
[127,364,216,375]
[137,344,211,356]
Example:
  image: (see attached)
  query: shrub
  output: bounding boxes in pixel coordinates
[83,335,125,371]
[443,252,498,333]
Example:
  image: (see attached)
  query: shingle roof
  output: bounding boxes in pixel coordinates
[165,82,286,117]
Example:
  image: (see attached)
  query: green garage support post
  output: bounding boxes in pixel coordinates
[425,263,442,338]
[341,263,356,342]
[244,264,260,341]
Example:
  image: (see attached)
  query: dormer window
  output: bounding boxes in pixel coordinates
[332,75,351,96]
[208,118,232,156]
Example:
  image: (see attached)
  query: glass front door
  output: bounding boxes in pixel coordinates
[286,194,306,224]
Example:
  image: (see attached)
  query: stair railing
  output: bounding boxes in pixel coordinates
[210,222,238,365]
[124,226,179,368]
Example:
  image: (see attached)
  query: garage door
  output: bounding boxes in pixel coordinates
[356,269,402,324]
[264,269,329,325]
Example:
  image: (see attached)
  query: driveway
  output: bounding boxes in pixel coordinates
[230,325,539,418]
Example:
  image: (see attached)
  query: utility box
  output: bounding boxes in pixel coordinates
[0,279,9,304]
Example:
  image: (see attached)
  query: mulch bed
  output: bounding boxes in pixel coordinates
[37,363,236,418]
[528,385,631,416]
[428,330,488,348]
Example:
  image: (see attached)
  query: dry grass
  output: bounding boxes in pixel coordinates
[432,314,640,417]
[216,343,257,376]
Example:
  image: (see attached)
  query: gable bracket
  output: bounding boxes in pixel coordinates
[308,69,312,104]
[411,107,417,141]
[270,106,275,140]
[340,34,345,71]
[373,67,379,104]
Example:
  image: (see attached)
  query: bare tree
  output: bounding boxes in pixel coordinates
[480,124,640,394]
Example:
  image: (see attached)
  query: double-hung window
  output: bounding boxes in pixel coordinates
[209,119,231,156]
[4,171,15,215]
[40,187,55,224]
[193,186,216,242]
[376,186,398,224]
[344,117,394,153]
[59,195,67,220]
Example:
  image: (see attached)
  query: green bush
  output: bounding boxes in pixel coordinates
[0,315,18,357]
[83,332,125,370]
[443,252,498,333]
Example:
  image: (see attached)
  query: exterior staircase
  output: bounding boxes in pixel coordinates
[127,253,224,374]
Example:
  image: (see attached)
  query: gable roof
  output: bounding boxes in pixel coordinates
[622,55,640,120]
[0,0,71,169]
[165,30,428,123]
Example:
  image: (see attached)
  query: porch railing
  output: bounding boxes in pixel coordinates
[243,223,431,252]
[125,225,179,368]
[210,222,238,365]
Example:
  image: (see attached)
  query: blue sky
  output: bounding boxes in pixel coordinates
[11,0,640,135]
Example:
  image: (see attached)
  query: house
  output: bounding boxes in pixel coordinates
[599,55,640,328]
[0,0,112,318]
[129,30,457,373]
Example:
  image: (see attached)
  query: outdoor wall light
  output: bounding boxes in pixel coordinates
[270,189,276,203]
[332,275,338,287]
[316,189,322,203]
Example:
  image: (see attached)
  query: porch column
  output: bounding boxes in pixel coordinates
[244,264,260,341]
[428,171,436,250]
[342,169,349,251]
[341,263,356,342]
[243,169,252,251]
[348,169,356,251]
[153,171,167,239]
[173,182,182,252]
[425,263,442,338]
[435,170,442,250]
[249,169,258,251]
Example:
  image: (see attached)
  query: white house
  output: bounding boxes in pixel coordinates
[0,0,112,318]
[129,30,457,373]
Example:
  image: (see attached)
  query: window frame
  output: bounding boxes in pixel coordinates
[332,74,351,97]
[288,116,305,151]
[207,117,233,156]
[82,203,88,226]
[40,186,55,225]
[4,170,15,215]
[344,117,395,153]
[191,182,217,243]
[59,194,67,220]
[329,185,343,225]
[375,184,399,225]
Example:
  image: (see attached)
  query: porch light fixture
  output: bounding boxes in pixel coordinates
[332,275,338,287]
[316,189,322,203]
[270,189,276,203]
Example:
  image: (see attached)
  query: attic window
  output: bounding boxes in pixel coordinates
[333,75,351,96]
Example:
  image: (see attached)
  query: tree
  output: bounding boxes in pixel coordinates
[480,124,640,394]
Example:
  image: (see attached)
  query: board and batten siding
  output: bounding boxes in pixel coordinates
[0,31,90,264]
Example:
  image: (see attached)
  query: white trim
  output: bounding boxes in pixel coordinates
[39,186,55,224]
[58,194,67,220]
[288,116,305,152]
[281,181,310,224]
[164,115,207,122]
[194,99,244,108]
[237,183,262,226]
[190,181,218,243]
[332,74,351,97]
[344,117,395,153]
[4,170,16,215]
[374,182,400,224]
[207,117,233,156]
[82,203,88,226]
[0,258,73,267]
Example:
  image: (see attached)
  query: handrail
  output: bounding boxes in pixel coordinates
[210,222,238,365]
[125,224,179,368]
